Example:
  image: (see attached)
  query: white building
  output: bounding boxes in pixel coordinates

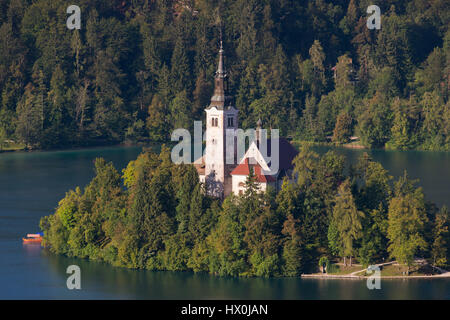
[195,43,298,198]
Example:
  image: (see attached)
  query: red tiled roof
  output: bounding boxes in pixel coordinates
[231,158,276,183]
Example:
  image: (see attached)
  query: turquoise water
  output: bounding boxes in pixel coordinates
[0,146,448,299]
[313,146,449,208]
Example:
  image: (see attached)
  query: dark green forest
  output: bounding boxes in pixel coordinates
[40,146,449,276]
[0,0,449,150]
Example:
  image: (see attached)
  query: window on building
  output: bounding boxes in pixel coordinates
[211,117,219,127]
[227,117,234,127]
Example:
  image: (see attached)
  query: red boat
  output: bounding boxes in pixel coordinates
[22,233,43,243]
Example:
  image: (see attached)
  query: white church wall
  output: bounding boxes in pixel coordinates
[231,174,268,195]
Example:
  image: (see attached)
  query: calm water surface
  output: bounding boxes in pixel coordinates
[0,146,448,299]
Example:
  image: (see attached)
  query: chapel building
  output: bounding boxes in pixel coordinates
[194,42,298,198]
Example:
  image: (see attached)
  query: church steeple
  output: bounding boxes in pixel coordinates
[204,38,239,198]
[209,39,232,109]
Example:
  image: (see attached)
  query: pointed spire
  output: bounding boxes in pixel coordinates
[216,40,225,76]
[216,27,225,77]
[206,33,235,110]
[209,38,229,107]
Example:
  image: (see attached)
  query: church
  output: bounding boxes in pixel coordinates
[194,42,298,198]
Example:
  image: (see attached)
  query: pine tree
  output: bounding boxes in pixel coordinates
[282,214,303,276]
[431,206,449,268]
[171,37,191,94]
[70,30,83,79]
[308,40,326,96]
[331,179,364,266]
[157,64,172,106]
[47,64,68,147]
[332,113,353,144]
[15,83,43,148]
[147,94,169,142]
[170,90,191,130]
[193,70,212,117]
[299,95,320,141]
[387,173,429,274]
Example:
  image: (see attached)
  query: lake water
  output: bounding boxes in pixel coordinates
[0,146,448,299]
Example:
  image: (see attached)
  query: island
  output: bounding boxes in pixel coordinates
[39,142,449,278]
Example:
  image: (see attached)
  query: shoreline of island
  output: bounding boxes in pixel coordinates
[301,261,450,280]
[301,273,450,280]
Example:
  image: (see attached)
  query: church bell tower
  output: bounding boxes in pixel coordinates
[204,41,238,198]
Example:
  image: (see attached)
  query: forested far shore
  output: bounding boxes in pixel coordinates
[40,146,450,277]
[0,0,449,151]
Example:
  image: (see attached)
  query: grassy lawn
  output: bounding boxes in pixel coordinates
[381,264,439,276]
[0,141,26,152]
[357,263,440,277]
[327,264,364,275]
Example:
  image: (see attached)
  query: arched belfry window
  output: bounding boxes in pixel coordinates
[211,117,219,127]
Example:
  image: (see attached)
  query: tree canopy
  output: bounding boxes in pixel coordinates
[40,147,449,276]
[0,0,448,150]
